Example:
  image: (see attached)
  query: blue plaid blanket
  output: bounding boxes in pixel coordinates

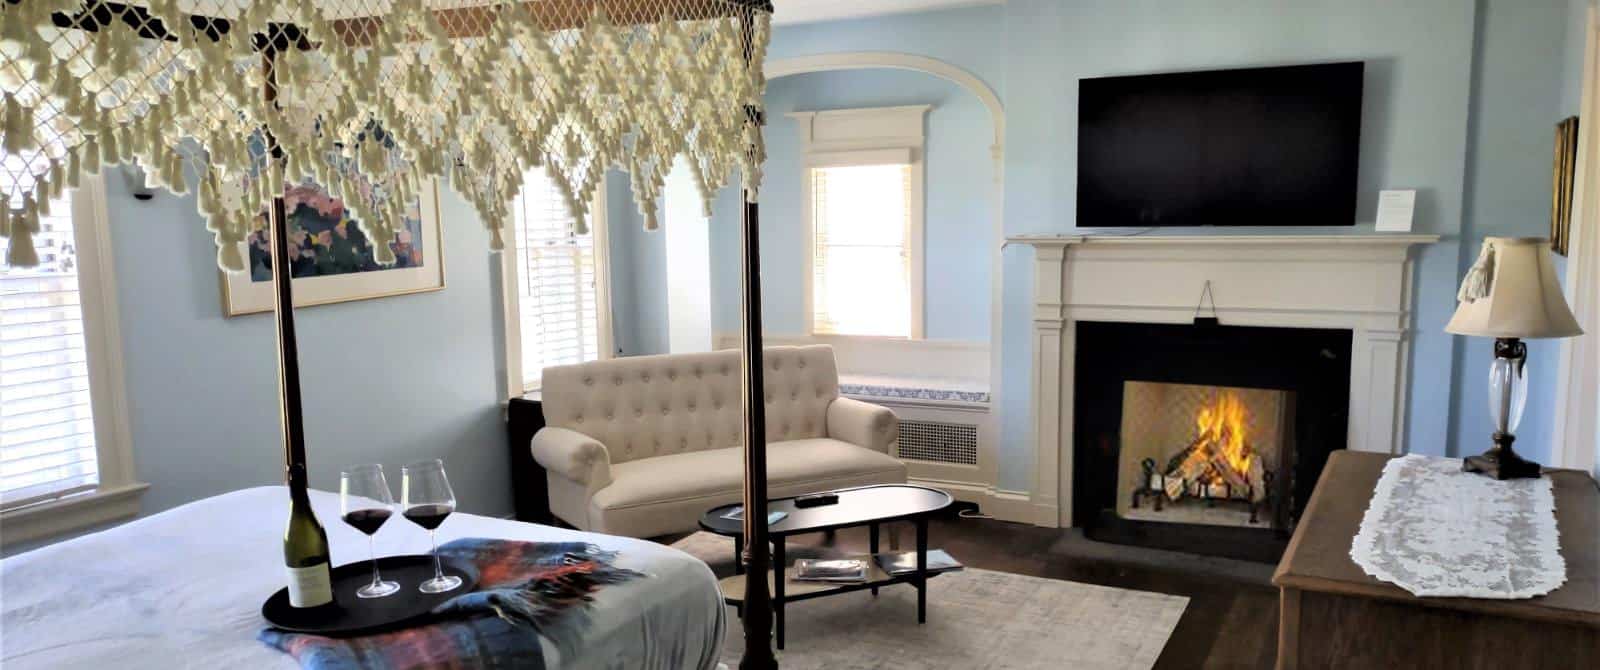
[261,538,643,670]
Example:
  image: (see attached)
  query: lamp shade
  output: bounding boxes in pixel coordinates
[1446,237,1583,338]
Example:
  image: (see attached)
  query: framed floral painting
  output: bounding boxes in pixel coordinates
[221,180,445,316]
[1551,116,1579,257]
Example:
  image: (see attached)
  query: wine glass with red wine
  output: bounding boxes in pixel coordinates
[401,459,462,594]
[340,464,400,598]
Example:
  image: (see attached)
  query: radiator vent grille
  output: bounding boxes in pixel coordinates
[898,420,979,465]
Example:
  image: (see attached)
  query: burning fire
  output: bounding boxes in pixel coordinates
[1193,391,1254,484]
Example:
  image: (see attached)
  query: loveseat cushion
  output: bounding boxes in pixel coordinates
[583,438,906,537]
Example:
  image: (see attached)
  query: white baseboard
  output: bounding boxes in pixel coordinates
[907,477,1057,527]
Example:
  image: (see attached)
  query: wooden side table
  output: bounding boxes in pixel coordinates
[1273,450,1599,669]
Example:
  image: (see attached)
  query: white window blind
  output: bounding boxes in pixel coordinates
[1,192,99,509]
[513,168,602,389]
[810,163,914,338]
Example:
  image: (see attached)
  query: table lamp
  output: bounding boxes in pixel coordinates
[1446,237,1583,479]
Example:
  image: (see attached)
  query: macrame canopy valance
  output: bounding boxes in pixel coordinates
[3,2,783,667]
[0,0,771,270]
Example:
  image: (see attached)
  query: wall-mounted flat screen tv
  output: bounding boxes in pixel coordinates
[1077,62,1364,227]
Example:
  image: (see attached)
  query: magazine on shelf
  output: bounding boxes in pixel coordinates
[720,506,788,525]
[793,558,869,583]
[873,549,964,576]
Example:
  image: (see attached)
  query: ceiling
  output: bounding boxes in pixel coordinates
[769,0,1003,26]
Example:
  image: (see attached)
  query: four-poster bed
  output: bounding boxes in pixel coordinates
[0,0,780,666]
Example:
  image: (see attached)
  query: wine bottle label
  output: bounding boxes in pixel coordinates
[287,562,333,607]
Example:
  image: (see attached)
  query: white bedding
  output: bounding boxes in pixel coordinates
[0,487,725,669]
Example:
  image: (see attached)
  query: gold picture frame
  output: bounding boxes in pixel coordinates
[1552,116,1579,257]
[220,179,446,316]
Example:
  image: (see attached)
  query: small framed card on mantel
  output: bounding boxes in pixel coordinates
[1375,189,1417,232]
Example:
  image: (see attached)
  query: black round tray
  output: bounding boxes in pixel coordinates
[261,554,479,637]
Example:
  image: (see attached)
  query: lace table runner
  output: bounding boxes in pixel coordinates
[1350,454,1566,599]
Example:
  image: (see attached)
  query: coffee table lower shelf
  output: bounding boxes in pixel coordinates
[699,485,954,650]
[718,558,944,605]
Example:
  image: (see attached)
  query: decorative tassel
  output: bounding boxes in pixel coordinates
[100,129,118,167]
[48,160,64,197]
[374,227,399,264]
[197,173,218,217]
[117,125,135,163]
[1457,240,1496,302]
[2,93,24,155]
[167,152,188,194]
[216,234,246,273]
[7,208,40,268]
[64,86,85,121]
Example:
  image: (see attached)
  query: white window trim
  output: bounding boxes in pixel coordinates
[792,104,928,340]
[1555,3,1600,475]
[2,173,147,546]
[500,173,614,397]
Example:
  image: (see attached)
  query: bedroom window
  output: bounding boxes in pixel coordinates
[1,168,144,544]
[792,105,927,339]
[810,163,916,337]
[503,167,612,394]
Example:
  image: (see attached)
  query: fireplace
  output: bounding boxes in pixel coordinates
[1074,320,1352,562]
[1120,382,1290,528]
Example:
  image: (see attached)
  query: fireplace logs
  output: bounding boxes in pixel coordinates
[1131,456,1275,524]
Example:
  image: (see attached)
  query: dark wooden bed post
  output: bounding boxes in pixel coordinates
[737,4,777,668]
[259,28,311,505]
[737,190,776,670]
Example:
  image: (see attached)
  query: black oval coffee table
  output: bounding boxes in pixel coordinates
[699,484,954,650]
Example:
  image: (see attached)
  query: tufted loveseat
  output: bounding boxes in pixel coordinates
[531,345,905,538]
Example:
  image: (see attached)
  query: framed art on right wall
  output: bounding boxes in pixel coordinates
[1552,116,1580,256]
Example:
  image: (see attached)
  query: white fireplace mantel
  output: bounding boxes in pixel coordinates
[1010,233,1439,528]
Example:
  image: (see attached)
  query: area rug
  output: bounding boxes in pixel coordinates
[671,532,1188,670]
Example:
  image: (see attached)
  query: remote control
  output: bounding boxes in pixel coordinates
[794,493,839,508]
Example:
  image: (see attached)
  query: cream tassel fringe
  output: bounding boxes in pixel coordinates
[7,197,40,267]
[1458,239,1496,302]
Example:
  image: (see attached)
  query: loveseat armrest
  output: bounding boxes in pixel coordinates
[827,397,899,454]
[531,427,613,489]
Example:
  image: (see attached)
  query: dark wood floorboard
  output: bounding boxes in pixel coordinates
[687,514,1279,670]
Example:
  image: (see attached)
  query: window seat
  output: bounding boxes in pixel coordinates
[838,373,991,405]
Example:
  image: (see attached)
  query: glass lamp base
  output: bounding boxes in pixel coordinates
[1468,339,1541,480]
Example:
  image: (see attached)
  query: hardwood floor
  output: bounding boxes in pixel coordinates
[708,513,1281,669]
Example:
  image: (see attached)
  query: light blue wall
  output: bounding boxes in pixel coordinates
[105,172,513,519]
[605,172,669,356]
[1562,0,1590,117]
[1452,0,1573,468]
[953,0,1479,489]
[760,0,1579,491]
[78,0,1589,537]
[609,5,1012,351]
[702,69,997,340]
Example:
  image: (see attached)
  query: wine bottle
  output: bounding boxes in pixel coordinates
[284,484,334,608]
[267,187,331,608]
